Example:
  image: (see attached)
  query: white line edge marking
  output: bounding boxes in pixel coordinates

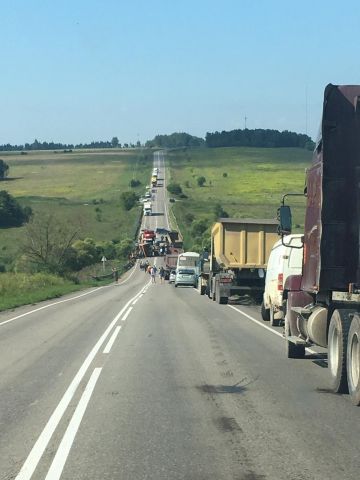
[228,305,284,338]
[227,305,318,355]
[132,297,140,306]
[0,261,139,328]
[103,326,122,354]
[122,306,133,322]
[15,286,144,480]
[44,368,102,480]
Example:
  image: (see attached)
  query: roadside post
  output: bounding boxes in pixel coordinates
[101,256,107,272]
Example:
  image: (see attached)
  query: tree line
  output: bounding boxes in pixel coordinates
[205,128,314,149]
[0,137,141,151]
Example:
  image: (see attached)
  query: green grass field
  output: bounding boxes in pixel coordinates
[0,149,152,269]
[167,147,312,249]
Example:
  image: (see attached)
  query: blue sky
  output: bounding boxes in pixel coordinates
[1,0,359,145]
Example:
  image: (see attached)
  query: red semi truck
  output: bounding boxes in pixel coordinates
[278,84,360,405]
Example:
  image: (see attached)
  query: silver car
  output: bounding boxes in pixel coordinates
[174,268,197,287]
[169,270,176,283]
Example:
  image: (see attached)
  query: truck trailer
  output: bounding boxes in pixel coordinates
[278,84,360,405]
[200,218,278,304]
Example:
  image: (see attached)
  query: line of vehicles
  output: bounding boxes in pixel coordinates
[140,167,159,216]
[162,84,360,405]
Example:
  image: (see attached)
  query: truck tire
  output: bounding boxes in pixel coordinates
[285,316,305,358]
[261,301,270,321]
[347,313,360,406]
[328,309,352,394]
[174,283,178,288]
[269,304,280,327]
[216,289,228,305]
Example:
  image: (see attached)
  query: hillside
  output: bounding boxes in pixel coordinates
[167,146,312,250]
[0,149,152,271]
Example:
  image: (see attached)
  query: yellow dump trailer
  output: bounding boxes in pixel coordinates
[202,218,278,304]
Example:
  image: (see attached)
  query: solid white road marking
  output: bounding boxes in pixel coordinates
[0,260,139,328]
[228,305,318,355]
[122,306,133,322]
[44,368,102,480]
[15,286,145,480]
[0,288,104,328]
[228,305,283,338]
[103,326,122,354]
[117,261,138,285]
[132,297,140,306]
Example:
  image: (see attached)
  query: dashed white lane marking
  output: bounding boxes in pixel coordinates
[15,285,145,480]
[44,368,102,480]
[103,326,122,354]
[122,307,133,322]
[228,305,318,355]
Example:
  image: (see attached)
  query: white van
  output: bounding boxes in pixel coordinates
[261,234,303,326]
[143,202,152,216]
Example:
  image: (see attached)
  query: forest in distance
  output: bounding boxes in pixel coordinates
[0,127,314,152]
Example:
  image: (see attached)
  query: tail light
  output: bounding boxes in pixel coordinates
[277,273,283,291]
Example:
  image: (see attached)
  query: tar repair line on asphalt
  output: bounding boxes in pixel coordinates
[15,283,148,480]
[227,305,318,355]
[0,260,139,328]
[44,368,102,480]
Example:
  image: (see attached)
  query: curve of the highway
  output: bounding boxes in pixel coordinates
[1,151,360,480]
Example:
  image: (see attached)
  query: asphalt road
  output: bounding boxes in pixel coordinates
[1,151,360,480]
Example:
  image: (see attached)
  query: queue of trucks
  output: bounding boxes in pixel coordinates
[166,84,360,405]
[135,84,360,404]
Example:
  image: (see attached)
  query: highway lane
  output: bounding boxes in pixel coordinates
[2,150,360,480]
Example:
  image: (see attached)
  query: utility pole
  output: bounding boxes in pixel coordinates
[305,85,308,135]
[244,115,248,129]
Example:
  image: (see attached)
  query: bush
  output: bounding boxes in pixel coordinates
[184,213,195,224]
[0,190,32,227]
[191,219,209,237]
[197,176,206,187]
[120,191,138,210]
[184,180,190,188]
[167,183,182,195]
[116,238,133,259]
[129,179,141,188]
[179,193,188,199]
[223,172,228,178]
[214,203,229,219]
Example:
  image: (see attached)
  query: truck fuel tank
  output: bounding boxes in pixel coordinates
[306,306,328,347]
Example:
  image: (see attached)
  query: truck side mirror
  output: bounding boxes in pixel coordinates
[277,205,292,235]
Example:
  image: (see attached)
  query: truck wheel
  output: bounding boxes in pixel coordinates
[285,316,305,358]
[174,283,178,288]
[328,309,352,394]
[347,313,360,406]
[261,301,270,321]
[218,296,228,305]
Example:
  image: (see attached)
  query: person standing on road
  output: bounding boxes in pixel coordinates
[112,266,119,283]
[159,266,165,283]
[150,265,157,283]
